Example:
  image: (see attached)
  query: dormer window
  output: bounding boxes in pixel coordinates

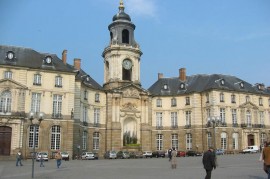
[44,56,52,65]
[163,84,168,90]
[240,82,244,88]
[180,83,185,90]
[220,79,225,85]
[6,51,15,60]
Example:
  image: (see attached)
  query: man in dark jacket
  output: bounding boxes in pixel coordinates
[203,147,216,179]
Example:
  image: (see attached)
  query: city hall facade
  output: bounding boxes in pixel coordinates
[0,2,270,158]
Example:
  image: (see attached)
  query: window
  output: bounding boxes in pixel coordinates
[207,133,212,148]
[95,93,100,102]
[220,93,224,102]
[206,93,209,103]
[186,133,192,150]
[206,109,211,119]
[83,106,88,123]
[171,112,178,128]
[185,97,190,105]
[94,108,100,127]
[246,96,250,103]
[171,134,178,150]
[55,76,62,87]
[185,111,191,126]
[4,71,12,79]
[0,90,12,114]
[156,112,163,128]
[156,99,162,107]
[33,74,41,85]
[231,94,236,103]
[232,133,238,150]
[221,132,227,150]
[259,97,263,106]
[93,132,100,150]
[31,93,41,113]
[28,125,39,148]
[122,29,129,44]
[220,108,226,124]
[156,134,163,150]
[52,94,62,118]
[171,98,177,107]
[82,131,87,150]
[246,110,252,127]
[259,111,264,125]
[84,90,88,100]
[51,125,61,150]
[261,133,266,147]
[232,109,237,126]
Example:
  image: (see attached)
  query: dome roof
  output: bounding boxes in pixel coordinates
[112,1,131,21]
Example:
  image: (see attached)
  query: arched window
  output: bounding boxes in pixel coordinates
[221,132,227,150]
[51,125,61,150]
[122,29,129,44]
[0,90,12,114]
[93,132,100,150]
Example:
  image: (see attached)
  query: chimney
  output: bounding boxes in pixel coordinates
[74,58,81,70]
[179,68,186,81]
[158,73,163,80]
[62,50,67,64]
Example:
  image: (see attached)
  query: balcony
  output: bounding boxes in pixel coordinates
[52,113,62,119]
[171,125,178,129]
[156,126,163,130]
[184,125,191,129]
[83,121,88,126]
[232,123,238,127]
[93,123,100,127]
[252,124,265,128]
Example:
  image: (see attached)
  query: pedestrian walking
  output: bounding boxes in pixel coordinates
[55,151,62,168]
[40,154,45,167]
[171,147,177,169]
[263,142,270,179]
[168,148,172,161]
[16,151,23,166]
[202,147,216,179]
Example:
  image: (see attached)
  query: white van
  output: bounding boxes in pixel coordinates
[242,145,259,153]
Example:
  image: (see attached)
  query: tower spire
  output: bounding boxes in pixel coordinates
[119,0,124,11]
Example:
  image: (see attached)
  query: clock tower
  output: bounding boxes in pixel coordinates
[102,0,143,89]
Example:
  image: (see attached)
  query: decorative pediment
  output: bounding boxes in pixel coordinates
[239,102,258,110]
[122,102,138,111]
[123,88,140,98]
[0,79,28,90]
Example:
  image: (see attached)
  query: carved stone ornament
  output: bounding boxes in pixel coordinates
[123,88,140,98]
[122,102,137,111]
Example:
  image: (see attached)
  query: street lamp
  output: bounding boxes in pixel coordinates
[28,111,45,178]
[207,116,220,150]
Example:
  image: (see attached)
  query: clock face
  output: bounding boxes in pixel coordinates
[45,56,52,64]
[122,59,132,70]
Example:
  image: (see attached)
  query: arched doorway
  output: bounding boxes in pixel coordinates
[247,134,255,146]
[0,126,12,155]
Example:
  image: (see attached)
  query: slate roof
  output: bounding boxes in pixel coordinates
[148,74,270,96]
[0,45,75,73]
[74,69,103,90]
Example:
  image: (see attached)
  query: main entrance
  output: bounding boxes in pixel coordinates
[0,126,12,155]
[247,134,255,146]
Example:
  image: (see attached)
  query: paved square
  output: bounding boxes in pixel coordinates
[0,153,266,179]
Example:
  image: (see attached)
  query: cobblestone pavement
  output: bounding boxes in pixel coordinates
[0,153,266,179]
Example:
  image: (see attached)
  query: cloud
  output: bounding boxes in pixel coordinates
[125,0,158,19]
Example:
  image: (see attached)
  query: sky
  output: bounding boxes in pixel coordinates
[1,0,270,88]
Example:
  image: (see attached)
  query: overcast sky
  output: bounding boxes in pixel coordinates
[1,0,270,88]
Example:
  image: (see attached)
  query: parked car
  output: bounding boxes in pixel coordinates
[104,151,117,159]
[36,152,49,161]
[152,151,166,158]
[61,151,70,161]
[129,151,143,159]
[81,152,97,160]
[186,151,202,157]
[215,149,225,155]
[117,151,130,159]
[177,151,186,157]
[240,146,259,154]
[143,151,153,158]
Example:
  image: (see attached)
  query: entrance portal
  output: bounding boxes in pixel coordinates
[0,126,12,155]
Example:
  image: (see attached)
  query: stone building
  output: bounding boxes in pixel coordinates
[0,1,270,159]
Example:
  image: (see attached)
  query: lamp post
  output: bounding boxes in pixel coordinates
[207,116,220,150]
[28,111,45,178]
